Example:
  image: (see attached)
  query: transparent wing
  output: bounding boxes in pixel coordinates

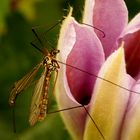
[29,67,47,126]
[9,63,42,106]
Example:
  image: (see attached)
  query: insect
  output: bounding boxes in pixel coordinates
[9,49,60,126]
[9,18,64,125]
[8,18,107,140]
[8,17,106,124]
[8,17,140,140]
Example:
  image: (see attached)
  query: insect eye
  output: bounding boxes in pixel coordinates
[52,50,60,56]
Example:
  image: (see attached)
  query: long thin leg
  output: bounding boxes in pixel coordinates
[32,18,64,36]
[46,103,105,140]
[11,107,20,140]
[44,67,105,139]
[81,23,105,38]
[12,108,16,133]
[31,19,64,54]
[83,106,105,140]
[31,18,64,46]
[46,81,105,140]
[46,69,59,113]
[30,42,44,54]
[50,69,59,97]
[31,28,43,46]
[46,105,83,114]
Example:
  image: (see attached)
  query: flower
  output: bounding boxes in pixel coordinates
[55,0,140,140]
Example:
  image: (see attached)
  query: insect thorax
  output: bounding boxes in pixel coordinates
[43,49,60,71]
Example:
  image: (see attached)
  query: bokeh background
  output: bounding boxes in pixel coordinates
[0,0,140,140]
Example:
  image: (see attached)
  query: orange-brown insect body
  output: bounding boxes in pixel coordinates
[38,70,51,120]
[9,49,60,126]
[29,50,60,126]
[38,53,59,120]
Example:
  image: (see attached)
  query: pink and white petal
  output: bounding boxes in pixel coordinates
[119,13,140,79]
[84,46,131,140]
[92,0,128,58]
[66,20,105,105]
[56,70,87,140]
[58,8,105,105]
[56,10,85,140]
[121,79,140,140]
[56,9,105,140]
[83,0,95,25]
[121,13,140,36]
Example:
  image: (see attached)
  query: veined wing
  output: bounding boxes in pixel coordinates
[29,67,47,126]
[9,63,42,106]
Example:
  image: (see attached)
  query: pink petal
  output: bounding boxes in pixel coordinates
[56,11,104,140]
[66,20,105,105]
[56,14,86,140]
[121,13,140,35]
[121,79,140,140]
[56,75,87,140]
[119,13,140,79]
[83,0,128,58]
[123,31,140,79]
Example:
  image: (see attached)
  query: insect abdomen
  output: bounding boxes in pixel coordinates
[38,71,51,120]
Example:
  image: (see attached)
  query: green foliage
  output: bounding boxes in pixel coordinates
[0,0,9,35]
[0,0,139,140]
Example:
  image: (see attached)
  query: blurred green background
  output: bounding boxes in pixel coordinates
[0,0,139,140]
